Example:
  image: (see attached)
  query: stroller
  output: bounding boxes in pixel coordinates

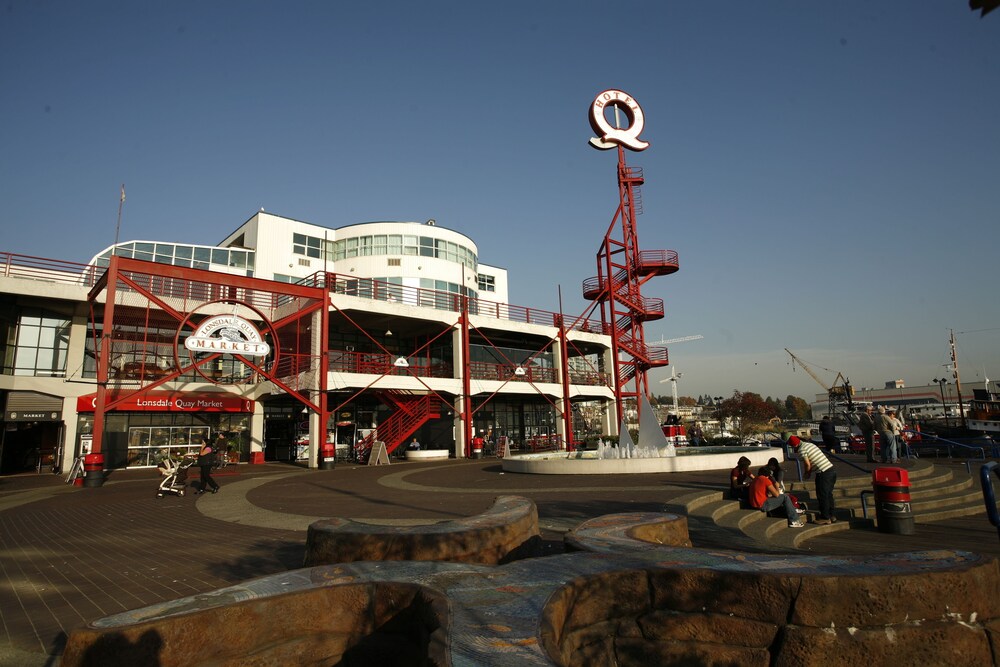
[157,456,196,497]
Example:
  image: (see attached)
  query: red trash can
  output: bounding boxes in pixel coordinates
[83,453,105,488]
[872,467,915,535]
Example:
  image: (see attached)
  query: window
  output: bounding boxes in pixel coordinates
[419,236,435,257]
[478,274,496,292]
[359,236,373,256]
[3,307,71,377]
[387,234,402,255]
[293,233,322,259]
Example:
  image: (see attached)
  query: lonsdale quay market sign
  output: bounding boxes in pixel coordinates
[184,314,271,356]
[78,392,254,413]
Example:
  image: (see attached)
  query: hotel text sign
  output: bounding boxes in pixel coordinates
[589,89,649,152]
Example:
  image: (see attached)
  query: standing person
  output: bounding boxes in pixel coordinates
[819,415,839,454]
[788,435,837,525]
[874,407,896,464]
[887,409,904,463]
[215,432,230,466]
[688,421,705,447]
[197,436,220,494]
[858,405,877,462]
[749,466,804,527]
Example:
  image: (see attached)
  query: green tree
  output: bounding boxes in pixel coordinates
[784,395,812,420]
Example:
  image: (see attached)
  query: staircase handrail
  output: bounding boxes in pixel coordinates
[978,462,1000,542]
[916,432,986,460]
[785,443,870,482]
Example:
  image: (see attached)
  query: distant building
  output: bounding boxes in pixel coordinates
[810,380,992,421]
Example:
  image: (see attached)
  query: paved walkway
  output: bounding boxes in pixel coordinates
[1,455,997,666]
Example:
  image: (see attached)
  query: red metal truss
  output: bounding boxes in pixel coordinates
[86,256,328,458]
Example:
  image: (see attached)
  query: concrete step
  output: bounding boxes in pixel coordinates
[785,459,937,494]
[769,517,870,550]
[716,505,769,532]
[664,489,725,515]
[831,480,976,512]
[688,498,744,523]
[673,461,993,554]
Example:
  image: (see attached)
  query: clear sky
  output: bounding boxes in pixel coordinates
[2,2,998,402]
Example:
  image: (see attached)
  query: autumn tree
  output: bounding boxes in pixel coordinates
[715,391,779,444]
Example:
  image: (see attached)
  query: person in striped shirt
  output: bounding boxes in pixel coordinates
[788,435,837,525]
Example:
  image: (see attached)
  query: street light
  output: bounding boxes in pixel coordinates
[932,378,949,427]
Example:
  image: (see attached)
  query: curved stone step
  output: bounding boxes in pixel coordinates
[664,489,725,514]
[688,498,744,523]
[716,505,769,532]
[771,517,867,550]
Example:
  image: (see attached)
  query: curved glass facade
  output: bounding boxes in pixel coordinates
[330,233,477,271]
[91,242,255,274]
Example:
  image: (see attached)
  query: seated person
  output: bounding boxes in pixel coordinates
[749,466,804,528]
[766,456,785,493]
[729,456,755,500]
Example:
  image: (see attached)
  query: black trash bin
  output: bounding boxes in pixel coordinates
[872,466,915,535]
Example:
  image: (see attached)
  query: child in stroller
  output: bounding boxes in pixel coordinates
[157,454,196,497]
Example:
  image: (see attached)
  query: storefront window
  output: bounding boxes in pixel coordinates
[77,412,250,468]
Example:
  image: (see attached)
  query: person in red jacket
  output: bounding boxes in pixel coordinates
[749,466,804,527]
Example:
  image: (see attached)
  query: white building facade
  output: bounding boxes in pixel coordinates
[1,212,614,475]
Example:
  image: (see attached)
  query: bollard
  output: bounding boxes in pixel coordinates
[83,453,105,488]
[872,466,915,535]
[320,442,336,470]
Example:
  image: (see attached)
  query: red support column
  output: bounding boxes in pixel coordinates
[460,298,473,458]
[88,255,119,487]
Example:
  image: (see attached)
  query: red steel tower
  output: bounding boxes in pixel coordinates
[582,90,679,428]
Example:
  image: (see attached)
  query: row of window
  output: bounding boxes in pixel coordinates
[96,242,255,272]
[293,232,478,271]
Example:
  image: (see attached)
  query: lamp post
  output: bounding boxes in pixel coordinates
[933,378,949,427]
[712,396,724,437]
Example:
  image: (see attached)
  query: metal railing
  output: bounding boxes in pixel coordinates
[913,432,988,462]
[979,462,1000,542]
[785,443,869,482]
[0,252,609,335]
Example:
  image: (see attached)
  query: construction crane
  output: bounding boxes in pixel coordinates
[654,335,703,416]
[659,366,683,415]
[784,348,854,417]
[654,334,704,345]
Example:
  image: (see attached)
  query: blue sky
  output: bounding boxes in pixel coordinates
[2,1,998,401]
